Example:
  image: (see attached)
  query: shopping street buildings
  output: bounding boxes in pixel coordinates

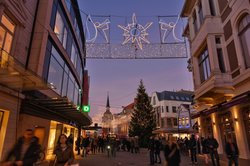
[181,0,250,160]
[0,0,91,160]
[151,90,195,138]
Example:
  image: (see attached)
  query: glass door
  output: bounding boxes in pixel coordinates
[219,112,235,151]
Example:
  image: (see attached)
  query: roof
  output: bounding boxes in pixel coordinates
[180,0,196,17]
[106,93,110,108]
[123,102,135,110]
[155,91,193,102]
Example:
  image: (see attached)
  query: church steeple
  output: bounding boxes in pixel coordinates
[106,92,110,108]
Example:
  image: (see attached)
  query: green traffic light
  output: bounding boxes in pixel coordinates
[82,105,90,112]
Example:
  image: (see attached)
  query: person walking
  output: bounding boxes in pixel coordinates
[148,136,155,165]
[2,129,40,166]
[98,136,104,153]
[67,134,74,146]
[54,134,74,166]
[75,136,81,155]
[81,136,90,157]
[189,134,198,165]
[164,136,181,166]
[201,137,209,165]
[184,137,189,156]
[225,137,239,166]
[207,135,220,166]
[154,137,162,164]
[134,136,140,153]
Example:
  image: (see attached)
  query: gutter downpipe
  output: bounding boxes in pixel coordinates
[25,0,40,69]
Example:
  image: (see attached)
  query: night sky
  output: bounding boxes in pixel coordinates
[77,0,193,124]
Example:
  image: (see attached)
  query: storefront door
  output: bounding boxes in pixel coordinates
[203,116,213,137]
[219,112,236,150]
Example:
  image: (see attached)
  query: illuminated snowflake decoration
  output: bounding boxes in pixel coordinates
[118,13,153,50]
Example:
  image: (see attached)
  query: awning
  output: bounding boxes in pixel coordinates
[191,91,250,119]
[153,127,195,134]
[221,91,250,109]
[0,49,48,90]
[191,112,202,119]
[21,97,91,126]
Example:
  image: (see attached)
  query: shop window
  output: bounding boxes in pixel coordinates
[0,14,15,53]
[238,14,250,68]
[199,47,211,83]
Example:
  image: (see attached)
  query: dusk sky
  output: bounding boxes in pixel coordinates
[77,0,193,124]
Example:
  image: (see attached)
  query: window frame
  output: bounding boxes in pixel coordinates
[198,47,211,83]
[238,14,250,69]
[0,14,15,53]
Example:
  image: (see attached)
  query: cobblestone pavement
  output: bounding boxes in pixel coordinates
[73,149,225,166]
[41,149,249,166]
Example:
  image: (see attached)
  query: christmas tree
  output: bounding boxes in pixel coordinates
[129,80,156,147]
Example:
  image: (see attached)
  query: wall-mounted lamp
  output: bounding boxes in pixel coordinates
[234,118,238,121]
[213,122,215,125]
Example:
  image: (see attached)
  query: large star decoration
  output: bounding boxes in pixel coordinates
[118,13,153,50]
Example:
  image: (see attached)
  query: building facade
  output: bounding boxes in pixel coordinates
[0,0,91,160]
[181,0,250,160]
[151,90,194,138]
[102,94,113,135]
[112,100,136,138]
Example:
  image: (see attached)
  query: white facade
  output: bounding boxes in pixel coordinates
[151,91,193,130]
